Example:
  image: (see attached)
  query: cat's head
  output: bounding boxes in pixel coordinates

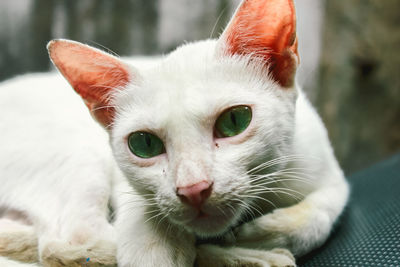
[48,0,299,237]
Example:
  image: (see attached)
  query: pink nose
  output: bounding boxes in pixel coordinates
[177,181,212,208]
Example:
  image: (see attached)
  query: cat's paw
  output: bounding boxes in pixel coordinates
[40,239,116,267]
[0,219,38,263]
[196,244,295,267]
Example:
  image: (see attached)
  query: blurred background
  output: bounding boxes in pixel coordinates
[0,0,399,174]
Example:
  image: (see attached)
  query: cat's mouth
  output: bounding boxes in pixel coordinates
[174,204,241,236]
[186,213,232,236]
[197,210,210,219]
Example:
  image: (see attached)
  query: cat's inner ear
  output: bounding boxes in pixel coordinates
[218,0,299,88]
[47,39,134,128]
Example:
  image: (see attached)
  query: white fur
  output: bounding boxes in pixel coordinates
[0,73,117,266]
[0,257,40,267]
[0,14,348,267]
[111,40,348,266]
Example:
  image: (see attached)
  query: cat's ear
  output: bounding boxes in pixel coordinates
[47,39,134,128]
[218,0,299,88]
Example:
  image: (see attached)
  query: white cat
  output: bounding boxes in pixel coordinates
[0,0,349,266]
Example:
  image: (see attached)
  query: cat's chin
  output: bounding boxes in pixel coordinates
[179,211,238,237]
[166,201,244,237]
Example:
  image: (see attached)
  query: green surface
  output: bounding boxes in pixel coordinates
[298,153,400,266]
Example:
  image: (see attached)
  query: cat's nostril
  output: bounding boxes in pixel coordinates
[177,181,213,208]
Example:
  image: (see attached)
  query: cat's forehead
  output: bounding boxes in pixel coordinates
[115,40,278,132]
[140,41,275,103]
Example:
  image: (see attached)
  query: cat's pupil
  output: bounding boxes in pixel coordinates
[230,111,237,126]
[145,133,151,147]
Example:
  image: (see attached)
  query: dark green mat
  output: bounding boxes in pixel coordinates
[298,153,400,267]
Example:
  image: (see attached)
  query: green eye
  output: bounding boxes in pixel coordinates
[215,106,252,138]
[128,132,165,158]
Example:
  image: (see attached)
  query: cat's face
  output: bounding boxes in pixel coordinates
[111,40,297,236]
[48,0,298,237]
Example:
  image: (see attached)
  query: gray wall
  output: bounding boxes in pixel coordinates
[316,0,400,172]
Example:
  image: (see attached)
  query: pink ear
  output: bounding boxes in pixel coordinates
[47,39,131,127]
[220,0,299,87]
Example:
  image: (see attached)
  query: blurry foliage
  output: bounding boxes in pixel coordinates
[0,0,160,80]
[0,0,232,81]
[317,0,400,172]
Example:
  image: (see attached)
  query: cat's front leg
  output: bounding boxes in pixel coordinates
[232,179,349,257]
[196,245,295,267]
[117,219,196,267]
[38,181,117,266]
